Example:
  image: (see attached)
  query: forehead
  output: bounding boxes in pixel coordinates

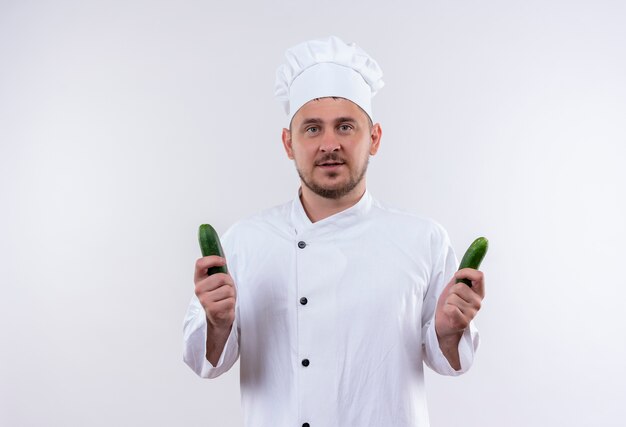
[291,97,369,126]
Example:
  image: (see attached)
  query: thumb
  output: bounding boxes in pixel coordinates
[436,275,458,308]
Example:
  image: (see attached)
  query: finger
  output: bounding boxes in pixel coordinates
[198,284,236,305]
[206,298,236,326]
[210,296,236,312]
[454,268,485,298]
[455,268,483,284]
[441,303,469,331]
[449,282,483,309]
[440,275,457,298]
[194,256,227,281]
[195,273,234,294]
[212,286,236,303]
[446,293,479,318]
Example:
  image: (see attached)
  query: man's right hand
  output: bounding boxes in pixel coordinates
[194,256,236,331]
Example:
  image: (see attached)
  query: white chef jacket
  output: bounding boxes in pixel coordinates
[183,190,479,427]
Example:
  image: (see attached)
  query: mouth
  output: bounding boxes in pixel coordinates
[316,161,346,168]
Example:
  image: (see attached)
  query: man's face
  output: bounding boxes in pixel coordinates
[282,97,382,200]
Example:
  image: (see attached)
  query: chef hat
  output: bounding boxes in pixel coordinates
[275,36,384,125]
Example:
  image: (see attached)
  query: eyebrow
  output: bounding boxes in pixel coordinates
[299,117,358,127]
[300,118,323,127]
[335,117,358,124]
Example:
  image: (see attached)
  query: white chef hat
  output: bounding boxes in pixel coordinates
[275,36,384,125]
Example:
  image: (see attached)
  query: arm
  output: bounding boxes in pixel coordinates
[421,226,481,375]
[194,256,237,365]
[434,268,485,370]
[183,256,239,377]
[205,321,233,366]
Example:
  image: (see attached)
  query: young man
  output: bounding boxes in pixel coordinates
[184,36,485,427]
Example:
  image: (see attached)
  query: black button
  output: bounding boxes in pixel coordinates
[302,359,310,367]
[300,297,308,305]
[302,424,310,427]
[298,241,306,249]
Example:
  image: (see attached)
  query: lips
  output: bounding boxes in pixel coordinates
[316,155,346,166]
[318,161,345,166]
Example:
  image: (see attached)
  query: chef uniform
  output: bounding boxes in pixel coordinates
[183,36,479,427]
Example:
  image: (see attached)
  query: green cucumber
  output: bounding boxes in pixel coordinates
[456,237,488,287]
[198,224,228,275]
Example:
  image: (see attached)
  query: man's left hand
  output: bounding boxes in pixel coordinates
[434,268,485,370]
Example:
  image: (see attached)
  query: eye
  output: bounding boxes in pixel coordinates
[305,126,319,134]
[338,124,353,132]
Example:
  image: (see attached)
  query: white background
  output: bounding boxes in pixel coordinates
[1,0,625,426]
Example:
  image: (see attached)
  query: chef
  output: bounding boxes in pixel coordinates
[183,36,485,427]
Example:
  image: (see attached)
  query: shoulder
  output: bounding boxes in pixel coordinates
[221,199,294,245]
[368,196,451,247]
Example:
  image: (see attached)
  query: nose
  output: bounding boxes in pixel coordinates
[319,132,340,152]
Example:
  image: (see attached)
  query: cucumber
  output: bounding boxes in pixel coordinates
[198,224,228,275]
[456,237,488,287]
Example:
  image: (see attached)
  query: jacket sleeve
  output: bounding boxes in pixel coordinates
[182,295,240,378]
[182,225,241,378]
[421,225,480,376]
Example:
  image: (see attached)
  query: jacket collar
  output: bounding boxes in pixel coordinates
[290,187,373,237]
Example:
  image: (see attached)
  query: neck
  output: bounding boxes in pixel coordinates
[299,182,366,223]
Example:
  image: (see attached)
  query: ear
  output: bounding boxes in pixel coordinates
[281,128,294,159]
[369,123,382,156]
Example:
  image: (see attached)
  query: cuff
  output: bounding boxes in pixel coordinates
[425,320,480,376]
[199,317,239,377]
